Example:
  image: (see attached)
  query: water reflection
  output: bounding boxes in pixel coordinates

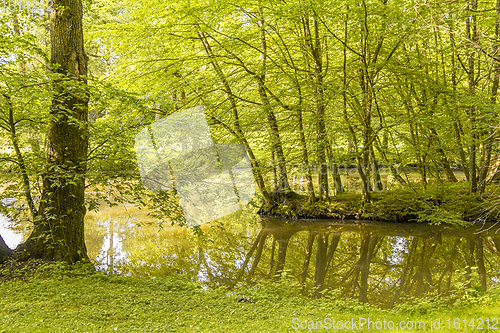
[248,220,500,307]
[0,214,30,249]
[2,207,500,307]
[83,207,500,307]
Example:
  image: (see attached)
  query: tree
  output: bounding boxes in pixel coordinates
[0,0,89,263]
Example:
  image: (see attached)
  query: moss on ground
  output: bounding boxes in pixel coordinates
[258,182,499,225]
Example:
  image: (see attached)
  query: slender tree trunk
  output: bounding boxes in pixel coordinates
[467,0,479,193]
[257,3,290,194]
[448,23,470,179]
[296,106,316,201]
[478,0,500,193]
[341,9,371,202]
[429,128,458,182]
[3,94,38,217]
[374,137,406,186]
[302,16,328,198]
[327,146,344,195]
[198,31,272,204]
[370,146,383,191]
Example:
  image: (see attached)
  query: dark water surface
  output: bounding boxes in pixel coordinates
[2,206,500,308]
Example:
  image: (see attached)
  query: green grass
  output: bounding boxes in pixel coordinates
[0,262,499,332]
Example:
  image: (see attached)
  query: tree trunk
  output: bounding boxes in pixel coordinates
[3,94,38,217]
[302,16,328,198]
[257,4,290,194]
[327,146,344,195]
[16,0,89,262]
[296,107,316,201]
[198,30,272,204]
[370,146,383,191]
[478,0,500,193]
[448,22,470,180]
[0,234,12,263]
[467,0,478,193]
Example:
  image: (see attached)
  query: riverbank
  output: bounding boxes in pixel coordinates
[257,182,499,225]
[0,261,499,332]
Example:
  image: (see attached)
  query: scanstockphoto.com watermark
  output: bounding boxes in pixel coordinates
[2,0,53,13]
[292,317,499,330]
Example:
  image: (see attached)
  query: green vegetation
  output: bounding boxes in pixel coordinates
[2,1,500,331]
[259,182,499,225]
[0,262,499,332]
[2,0,500,262]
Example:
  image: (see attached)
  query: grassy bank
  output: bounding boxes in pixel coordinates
[0,262,499,332]
[258,182,500,224]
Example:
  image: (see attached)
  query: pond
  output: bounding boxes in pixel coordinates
[1,204,500,308]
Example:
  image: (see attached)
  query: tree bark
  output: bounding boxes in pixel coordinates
[327,145,344,195]
[256,3,290,194]
[0,234,12,263]
[302,16,329,198]
[296,106,316,201]
[466,0,478,193]
[198,30,272,204]
[17,0,89,262]
[478,0,500,193]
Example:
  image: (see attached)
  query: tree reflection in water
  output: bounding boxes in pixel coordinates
[85,209,500,308]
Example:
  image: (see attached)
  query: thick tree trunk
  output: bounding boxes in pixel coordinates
[17,0,89,262]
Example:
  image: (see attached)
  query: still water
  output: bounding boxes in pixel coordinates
[2,205,500,308]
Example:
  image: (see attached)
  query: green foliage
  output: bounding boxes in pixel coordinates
[392,294,448,316]
[415,205,468,227]
[2,0,500,230]
[0,267,499,332]
[365,183,481,225]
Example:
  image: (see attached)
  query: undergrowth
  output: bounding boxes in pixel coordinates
[0,262,499,332]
